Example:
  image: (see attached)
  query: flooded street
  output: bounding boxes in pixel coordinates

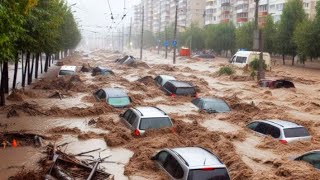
[1,49,320,179]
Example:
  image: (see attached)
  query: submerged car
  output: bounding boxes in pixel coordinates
[259,79,295,88]
[192,97,231,113]
[293,150,320,169]
[154,75,176,87]
[120,107,173,136]
[58,65,77,77]
[92,67,114,76]
[115,55,136,65]
[247,119,311,144]
[162,80,197,97]
[151,147,231,180]
[94,88,131,108]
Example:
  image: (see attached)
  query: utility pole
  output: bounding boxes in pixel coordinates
[253,0,265,80]
[122,24,124,52]
[140,5,144,60]
[165,25,168,59]
[118,29,121,51]
[173,0,178,64]
[158,1,162,54]
[129,17,132,50]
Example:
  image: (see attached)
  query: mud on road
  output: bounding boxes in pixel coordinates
[1,49,320,180]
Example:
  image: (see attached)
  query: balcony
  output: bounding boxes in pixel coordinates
[220,19,230,23]
[236,0,249,6]
[237,17,248,22]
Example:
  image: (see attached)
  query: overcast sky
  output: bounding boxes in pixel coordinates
[66,0,140,37]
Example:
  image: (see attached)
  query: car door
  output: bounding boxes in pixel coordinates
[254,122,269,136]
[163,154,184,180]
[121,110,133,129]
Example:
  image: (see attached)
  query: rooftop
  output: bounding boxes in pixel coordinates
[171,147,224,168]
[103,88,128,98]
[135,107,167,117]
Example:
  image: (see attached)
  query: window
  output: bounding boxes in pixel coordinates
[269,4,275,9]
[187,168,230,180]
[59,70,75,76]
[176,87,196,95]
[284,127,310,138]
[108,97,130,107]
[156,151,169,165]
[300,153,320,169]
[247,122,259,130]
[304,3,309,8]
[191,99,201,107]
[202,100,230,112]
[235,56,247,63]
[123,110,132,121]
[127,112,137,125]
[268,126,280,138]
[96,90,106,99]
[255,122,269,134]
[139,117,172,130]
[163,154,184,179]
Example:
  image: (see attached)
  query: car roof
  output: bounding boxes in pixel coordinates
[102,88,128,97]
[171,147,224,168]
[234,51,270,57]
[253,119,303,129]
[167,80,193,88]
[134,107,167,117]
[60,65,76,71]
[159,75,175,80]
[198,97,225,103]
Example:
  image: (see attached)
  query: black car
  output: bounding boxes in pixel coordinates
[294,150,320,169]
[192,97,231,113]
[92,67,114,76]
[162,80,197,97]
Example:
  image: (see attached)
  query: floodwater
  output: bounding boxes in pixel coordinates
[1,49,320,179]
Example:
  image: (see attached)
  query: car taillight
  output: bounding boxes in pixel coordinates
[201,167,215,171]
[195,93,199,98]
[170,93,176,97]
[134,129,140,136]
[279,140,287,144]
[171,127,176,133]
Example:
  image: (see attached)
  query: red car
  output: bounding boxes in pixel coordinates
[259,79,295,89]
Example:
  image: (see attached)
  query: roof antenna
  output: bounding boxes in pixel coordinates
[203,157,206,165]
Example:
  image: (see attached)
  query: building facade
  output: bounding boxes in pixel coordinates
[205,0,317,27]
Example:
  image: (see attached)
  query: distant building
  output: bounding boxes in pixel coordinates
[204,0,318,27]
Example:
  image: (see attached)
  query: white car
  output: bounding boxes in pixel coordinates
[58,65,77,77]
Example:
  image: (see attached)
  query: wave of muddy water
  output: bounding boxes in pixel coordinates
[1,49,320,179]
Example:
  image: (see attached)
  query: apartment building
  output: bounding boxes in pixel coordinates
[133,0,206,33]
[133,3,142,32]
[205,0,317,27]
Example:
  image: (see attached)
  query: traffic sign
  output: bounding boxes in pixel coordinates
[163,41,169,47]
[172,40,177,47]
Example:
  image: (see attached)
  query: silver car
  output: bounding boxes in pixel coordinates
[154,75,176,87]
[247,119,311,144]
[151,147,230,180]
[293,150,320,169]
[120,107,173,136]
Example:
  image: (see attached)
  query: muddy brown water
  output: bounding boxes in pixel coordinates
[1,50,320,179]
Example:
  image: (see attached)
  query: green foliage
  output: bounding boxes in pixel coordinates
[179,23,205,50]
[235,21,254,50]
[263,15,276,54]
[217,66,235,76]
[277,0,306,57]
[249,58,267,71]
[205,23,236,54]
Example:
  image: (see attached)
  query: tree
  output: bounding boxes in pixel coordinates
[179,23,205,51]
[277,0,306,65]
[263,15,276,54]
[235,22,254,51]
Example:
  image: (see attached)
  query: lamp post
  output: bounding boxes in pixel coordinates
[173,0,178,64]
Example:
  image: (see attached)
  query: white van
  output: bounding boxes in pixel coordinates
[58,66,77,77]
[230,51,271,69]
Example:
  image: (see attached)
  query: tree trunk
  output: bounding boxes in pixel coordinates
[27,54,31,85]
[0,63,5,106]
[22,52,30,87]
[40,54,43,74]
[292,55,295,66]
[35,53,39,79]
[12,53,19,89]
[44,54,49,72]
[3,62,9,93]
[282,54,285,65]
[48,54,51,67]
[28,54,35,85]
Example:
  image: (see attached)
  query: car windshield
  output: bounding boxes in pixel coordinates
[139,117,172,130]
[284,127,310,138]
[203,101,230,112]
[108,97,130,107]
[59,70,75,76]
[176,87,195,95]
[187,168,230,180]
